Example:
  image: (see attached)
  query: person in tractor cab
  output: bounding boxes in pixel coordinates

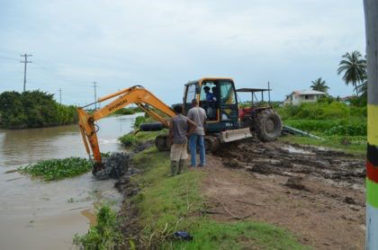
[204,86,215,102]
[188,99,207,168]
[169,104,197,176]
[204,86,216,119]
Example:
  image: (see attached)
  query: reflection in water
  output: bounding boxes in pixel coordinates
[81,209,97,226]
[0,114,140,167]
[0,114,142,250]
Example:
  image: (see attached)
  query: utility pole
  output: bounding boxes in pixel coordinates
[364,0,378,249]
[20,53,32,92]
[93,81,98,110]
[58,88,62,104]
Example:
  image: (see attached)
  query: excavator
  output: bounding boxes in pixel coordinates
[77,77,282,173]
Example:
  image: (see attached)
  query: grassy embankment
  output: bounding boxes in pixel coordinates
[277,100,367,155]
[76,132,308,249]
[128,147,307,249]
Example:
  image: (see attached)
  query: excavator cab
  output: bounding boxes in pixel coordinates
[183,78,239,133]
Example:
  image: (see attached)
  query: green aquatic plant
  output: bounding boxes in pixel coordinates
[19,157,92,181]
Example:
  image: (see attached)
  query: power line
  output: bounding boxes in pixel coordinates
[93,81,97,110]
[20,53,32,92]
[0,55,18,61]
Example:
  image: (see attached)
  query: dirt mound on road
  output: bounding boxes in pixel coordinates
[203,139,365,250]
[218,139,365,187]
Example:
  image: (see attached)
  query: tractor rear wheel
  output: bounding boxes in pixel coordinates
[254,109,282,142]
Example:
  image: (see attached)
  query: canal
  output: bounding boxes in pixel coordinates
[0,114,140,250]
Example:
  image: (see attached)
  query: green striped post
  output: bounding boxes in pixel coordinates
[364,0,378,248]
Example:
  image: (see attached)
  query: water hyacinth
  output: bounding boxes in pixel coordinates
[19,157,92,181]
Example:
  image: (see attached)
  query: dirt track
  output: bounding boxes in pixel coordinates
[203,139,365,250]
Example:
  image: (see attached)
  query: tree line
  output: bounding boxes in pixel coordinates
[0,90,78,129]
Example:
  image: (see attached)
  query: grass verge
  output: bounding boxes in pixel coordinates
[18,157,92,181]
[129,147,308,249]
[279,135,366,156]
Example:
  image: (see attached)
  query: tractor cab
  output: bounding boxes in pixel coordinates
[183,78,239,133]
[183,78,281,143]
[236,87,272,120]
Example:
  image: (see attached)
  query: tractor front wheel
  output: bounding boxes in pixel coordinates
[254,109,282,142]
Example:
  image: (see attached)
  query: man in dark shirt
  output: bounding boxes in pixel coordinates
[169,105,197,176]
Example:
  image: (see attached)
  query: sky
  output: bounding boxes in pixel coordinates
[0,0,366,106]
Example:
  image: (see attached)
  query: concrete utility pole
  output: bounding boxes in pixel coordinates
[58,88,62,104]
[20,54,32,92]
[364,0,378,249]
[93,81,98,110]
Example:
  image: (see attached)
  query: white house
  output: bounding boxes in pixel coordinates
[284,90,326,105]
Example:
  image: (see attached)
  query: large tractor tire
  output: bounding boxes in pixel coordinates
[204,136,220,153]
[254,109,282,142]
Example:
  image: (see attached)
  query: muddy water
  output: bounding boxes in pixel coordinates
[0,114,142,250]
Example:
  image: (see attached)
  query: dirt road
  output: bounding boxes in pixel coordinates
[202,139,365,250]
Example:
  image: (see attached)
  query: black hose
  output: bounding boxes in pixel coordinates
[140,122,164,131]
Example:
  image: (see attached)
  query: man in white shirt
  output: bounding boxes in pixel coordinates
[187,99,207,167]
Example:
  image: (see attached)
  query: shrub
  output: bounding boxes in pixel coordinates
[112,107,140,115]
[324,123,366,136]
[134,116,147,129]
[350,106,367,118]
[278,101,352,120]
[0,90,78,128]
[73,205,122,249]
[317,95,335,104]
[321,101,349,119]
[284,119,366,136]
[119,134,137,147]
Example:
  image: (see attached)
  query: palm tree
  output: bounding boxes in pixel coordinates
[310,77,329,93]
[337,51,367,94]
[355,79,367,98]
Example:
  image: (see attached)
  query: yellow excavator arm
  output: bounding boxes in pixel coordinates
[77,85,175,169]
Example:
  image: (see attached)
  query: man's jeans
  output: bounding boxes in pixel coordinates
[189,134,205,167]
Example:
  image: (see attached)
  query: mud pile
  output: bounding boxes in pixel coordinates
[94,152,133,180]
[217,139,365,187]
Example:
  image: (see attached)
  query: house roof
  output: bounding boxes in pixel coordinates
[290,89,326,96]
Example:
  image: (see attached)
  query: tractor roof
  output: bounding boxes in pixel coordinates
[185,77,234,86]
[236,88,271,93]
